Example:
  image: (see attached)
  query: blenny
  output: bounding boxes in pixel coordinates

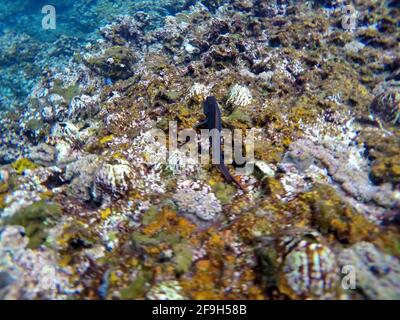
[194,96,246,191]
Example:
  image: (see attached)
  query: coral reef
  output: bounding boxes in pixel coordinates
[1,0,400,300]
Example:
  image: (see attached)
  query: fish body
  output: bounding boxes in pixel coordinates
[201,96,245,191]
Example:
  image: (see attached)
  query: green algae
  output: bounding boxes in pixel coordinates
[120,269,152,300]
[142,206,159,225]
[11,158,39,174]
[212,182,236,205]
[163,90,182,103]
[132,230,181,248]
[172,242,193,274]
[26,118,44,132]
[51,79,81,104]
[0,182,9,194]
[131,231,160,247]
[7,200,63,249]
[225,109,253,128]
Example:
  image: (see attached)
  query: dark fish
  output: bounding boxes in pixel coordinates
[196,96,246,191]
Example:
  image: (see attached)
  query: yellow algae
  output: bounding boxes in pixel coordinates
[100,135,114,144]
[11,158,38,174]
[100,207,112,220]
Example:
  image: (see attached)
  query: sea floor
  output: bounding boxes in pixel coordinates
[0,0,400,300]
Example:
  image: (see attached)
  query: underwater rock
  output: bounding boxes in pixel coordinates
[101,15,150,46]
[338,242,400,300]
[1,0,400,301]
[0,168,10,186]
[278,163,328,201]
[200,0,227,13]
[0,226,74,299]
[281,148,315,173]
[23,117,46,144]
[0,166,54,219]
[253,0,286,18]
[48,122,84,164]
[0,226,28,251]
[285,134,398,221]
[255,160,276,178]
[362,130,400,186]
[64,155,101,201]
[0,147,22,166]
[68,94,99,120]
[6,200,63,249]
[0,31,40,67]
[49,122,81,145]
[29,143,55,165]
[173,180,222,223]
[183,40,200,55]
[54,141,81,165]
[87,46,138,80]
[227,84,253,109]
[208,41,239,65]
[0,271,14,296]
[302,184,379,244]
[41,105,56,123]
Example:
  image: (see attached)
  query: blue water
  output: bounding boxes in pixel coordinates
[0,0,190,110]
[1,0,184,41]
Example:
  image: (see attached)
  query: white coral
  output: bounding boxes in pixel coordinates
[227,84,253,108]
[173,180,222,221]
[93,158,135,198]
[147,280,186,300]
[187,83,211,103]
